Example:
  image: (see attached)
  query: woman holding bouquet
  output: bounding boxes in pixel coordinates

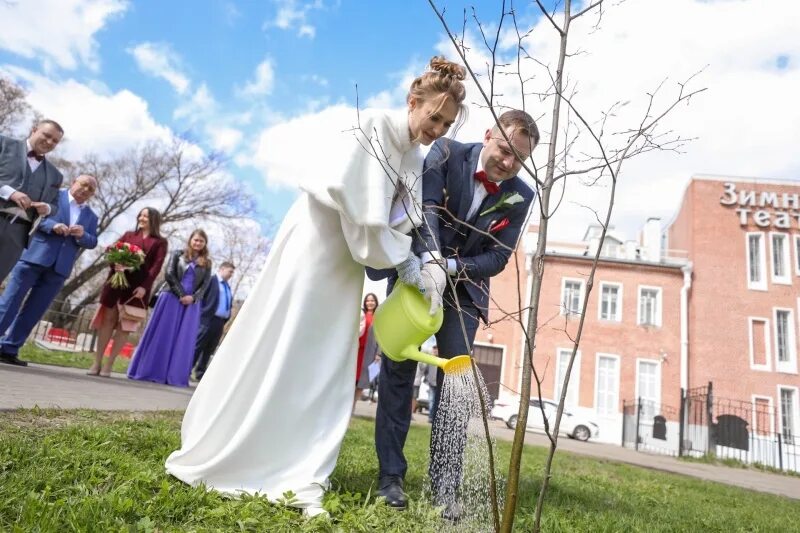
[88,207,168,377]
[128,229,211,386]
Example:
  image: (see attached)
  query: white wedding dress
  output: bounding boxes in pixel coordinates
[165,109,424,515]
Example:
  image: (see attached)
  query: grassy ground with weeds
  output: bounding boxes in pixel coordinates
[19,343,131,374]
[1,409,798,532]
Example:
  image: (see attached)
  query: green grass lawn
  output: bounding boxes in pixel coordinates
[19,343,131,374]
[1,410,798,532]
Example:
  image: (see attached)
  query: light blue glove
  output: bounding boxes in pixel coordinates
[396,254,423,290]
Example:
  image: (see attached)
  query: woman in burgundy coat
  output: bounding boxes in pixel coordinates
[88,207,168,377]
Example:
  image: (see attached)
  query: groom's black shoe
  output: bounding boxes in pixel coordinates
[377,475,407,509]
[0,352,28,367]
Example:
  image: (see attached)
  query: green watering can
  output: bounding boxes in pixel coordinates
[372,282,472,375]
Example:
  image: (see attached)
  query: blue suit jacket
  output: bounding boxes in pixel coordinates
[368,139,535,321]
[20,189,99,277]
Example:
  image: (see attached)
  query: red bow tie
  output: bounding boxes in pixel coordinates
[27,150,44,162]
[474,170,499,195]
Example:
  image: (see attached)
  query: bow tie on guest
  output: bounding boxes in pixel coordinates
[27,150,44,162]
[474,170,500,195]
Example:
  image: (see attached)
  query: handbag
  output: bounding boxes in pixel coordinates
[118,297,147,324]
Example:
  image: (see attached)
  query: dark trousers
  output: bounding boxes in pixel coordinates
[375,283,479,492]
[0,260,66,355]
[192,315,227,378]
[0,218,30,285]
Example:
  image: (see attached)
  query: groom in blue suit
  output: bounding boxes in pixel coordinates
[0,175,98,366]
[374,110,539,517]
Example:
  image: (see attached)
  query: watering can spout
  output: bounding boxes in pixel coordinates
[372,281,472,375]
[400,347,472,376]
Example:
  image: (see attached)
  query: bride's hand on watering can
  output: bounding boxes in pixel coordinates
[421,261,446,315]
[396,254,423,291]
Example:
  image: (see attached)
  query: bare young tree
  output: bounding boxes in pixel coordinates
[427,1,705,531]
[0,76,32,135]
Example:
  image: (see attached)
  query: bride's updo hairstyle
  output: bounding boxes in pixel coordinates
[408,56,468,133]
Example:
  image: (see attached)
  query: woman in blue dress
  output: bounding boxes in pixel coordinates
[128,229,212,386]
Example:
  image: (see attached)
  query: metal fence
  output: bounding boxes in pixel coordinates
[26,300,100,352]
[623,382,799,473]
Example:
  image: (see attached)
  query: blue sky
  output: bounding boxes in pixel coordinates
[2,0,550,234]
[1,0,797,244]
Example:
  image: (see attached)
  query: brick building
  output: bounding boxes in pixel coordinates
[473,175,800,452]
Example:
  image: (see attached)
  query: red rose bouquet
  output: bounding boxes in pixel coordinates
[104,241,146,289]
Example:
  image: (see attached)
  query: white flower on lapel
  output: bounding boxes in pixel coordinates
[480,191,525,217]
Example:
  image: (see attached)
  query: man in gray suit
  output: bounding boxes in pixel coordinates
[0,119,64,284]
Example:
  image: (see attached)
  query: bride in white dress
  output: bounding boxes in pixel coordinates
[165,56,467,517]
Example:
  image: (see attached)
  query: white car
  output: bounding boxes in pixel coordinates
[490,398,599,441]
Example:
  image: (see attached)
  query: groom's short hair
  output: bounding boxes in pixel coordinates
[496,110,540,147]
[219,261,235,270]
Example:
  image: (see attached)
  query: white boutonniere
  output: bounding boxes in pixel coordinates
[480,192,525,217]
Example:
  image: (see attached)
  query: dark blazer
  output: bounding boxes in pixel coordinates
[20,189,98,277]
[415,139,535,320]
[0,135,63,219]
[164,250,212,299]
[199,274,233,323]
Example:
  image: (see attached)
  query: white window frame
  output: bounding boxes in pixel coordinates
[794,235,800,276]
[747,317,772,372]
[560,277,584,317]
[777,385,800,445]
[746,232,767,291]
[637,285,662,327]
[635,358,661,419]
[770,232,791,285]
[751,395,774,435]
[554,348,581,408]
[597,281,623,322]
[773,307,798,374]
[594,353,620,417]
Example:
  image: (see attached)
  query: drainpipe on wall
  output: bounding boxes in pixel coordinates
[680,262,693,390]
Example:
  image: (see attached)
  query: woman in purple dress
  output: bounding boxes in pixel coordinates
[127,229,212,386]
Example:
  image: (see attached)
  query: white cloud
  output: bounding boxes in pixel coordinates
[174,84,217,121]
[2,66,172,160]
[248,104,358,190]
[238,59,276,97]
[0,0,128,71]
[207,126,244,153]
[266,0,325,39]
[128,42,190,94]
[302,74,329,87]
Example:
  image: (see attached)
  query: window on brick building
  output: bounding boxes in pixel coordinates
[774,309,797,373]
[746,232,766,291]
[595,354,619,416]
[636,360,661,419]
[599,282,622,322]
[555,349,580,407]
[752,397,773,436]
[779,387,797,444]
[794,235,800,276]
[637,286,661,327]
[561,279,583,316]
[770,233,790,285]
[748,317,771,371]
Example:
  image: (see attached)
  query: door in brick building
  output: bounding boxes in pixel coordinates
[472,344,503,402]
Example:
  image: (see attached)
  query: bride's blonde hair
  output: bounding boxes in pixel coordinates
[407,56,468,134]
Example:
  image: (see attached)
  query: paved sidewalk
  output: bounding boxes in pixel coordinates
[2,362,798,500]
